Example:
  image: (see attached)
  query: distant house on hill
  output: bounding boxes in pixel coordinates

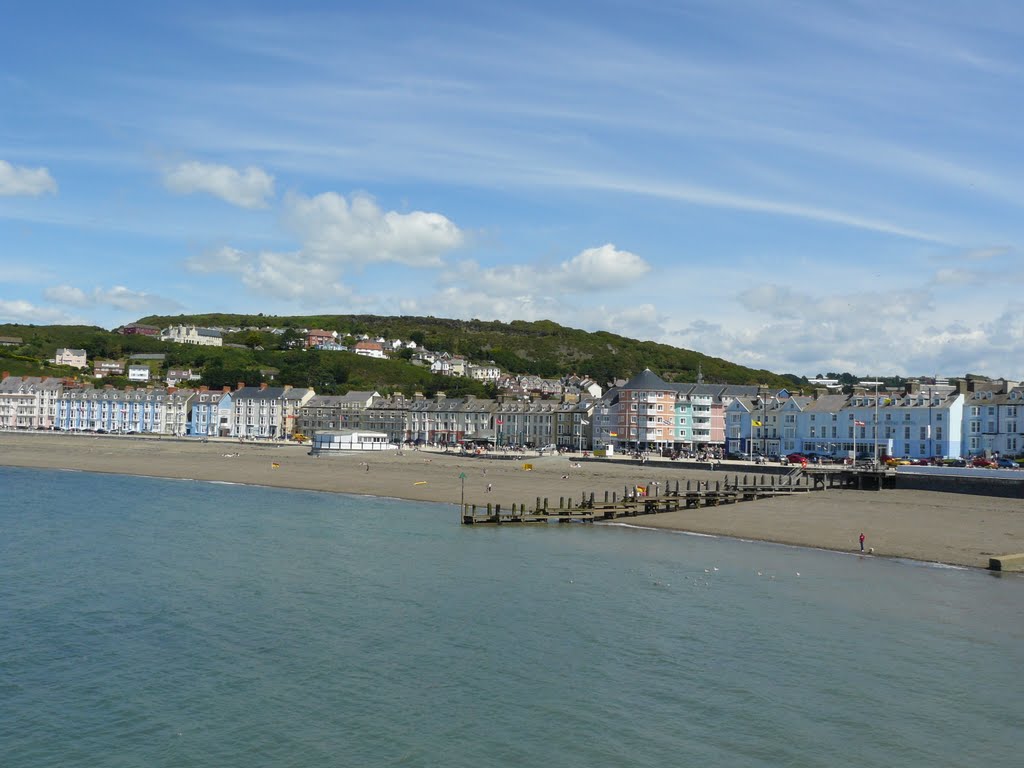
[116,323,160,336]
[306,329,335,348]
[93,360,126,378]
[166,368,201,386]
[0,336,23,347]
[53,348,87,369]
[128,365,151,382]
[353,340,386,359]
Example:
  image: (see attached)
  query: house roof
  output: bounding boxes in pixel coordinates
[621,369,672,391]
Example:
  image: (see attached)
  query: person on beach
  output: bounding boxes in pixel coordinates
[486,483,492,493]
[859,532,866,552]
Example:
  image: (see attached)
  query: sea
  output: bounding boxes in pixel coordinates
[2,466,1023,768]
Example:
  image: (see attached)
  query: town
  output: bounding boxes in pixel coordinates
[1,322,1020,463]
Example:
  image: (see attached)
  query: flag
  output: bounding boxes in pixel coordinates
[609,432,618,437]
[751,420,762,427]
[854,420,865,426]
[496,419,503,425]
[580,419,589,425]
[271,462,280,469]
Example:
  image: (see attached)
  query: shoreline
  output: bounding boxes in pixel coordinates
[3,432,1023,571]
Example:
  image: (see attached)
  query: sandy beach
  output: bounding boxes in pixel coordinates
[2,432,1023,569]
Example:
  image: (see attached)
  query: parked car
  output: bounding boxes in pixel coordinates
[970,456,996,468]
[996,458,1019,469]
[785,452,807,464]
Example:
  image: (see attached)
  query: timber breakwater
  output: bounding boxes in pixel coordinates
[461,465,896,525]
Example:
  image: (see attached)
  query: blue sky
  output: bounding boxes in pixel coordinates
[3,0,1024,379]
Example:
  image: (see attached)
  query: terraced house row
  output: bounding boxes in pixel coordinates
[3,370,1023,458]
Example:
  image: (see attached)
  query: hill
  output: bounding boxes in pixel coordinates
[2,315,800,393]
[137,313,798,388]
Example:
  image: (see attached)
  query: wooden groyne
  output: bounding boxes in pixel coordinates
[462,472,824,525]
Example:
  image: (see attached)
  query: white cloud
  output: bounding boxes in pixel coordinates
[285,191,464,266]
[44,285,89,305]
[43,284,181,313]
[440,243,649,299]
[164,160,275,208]
[0,160,57,197]
[186,192,464,302]
[0,299,76,324]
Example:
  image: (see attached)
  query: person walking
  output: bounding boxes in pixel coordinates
[859,532,866,552]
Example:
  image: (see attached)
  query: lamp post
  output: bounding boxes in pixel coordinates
[928,387,934,459]
[859,379,882,464]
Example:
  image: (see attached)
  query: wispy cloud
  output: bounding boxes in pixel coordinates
[44,284,182,313]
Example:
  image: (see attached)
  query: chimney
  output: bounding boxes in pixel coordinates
[237,381,245,390]
[167,386,177,394]
[259,382,268,390]
[282,384,293,392]
[223,385,231,393]
[1,371,8,380]
[199,385,209,392]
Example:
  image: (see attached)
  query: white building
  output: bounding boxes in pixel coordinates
[128,365,151,382]
[0,374,63,429]
[309,429,397,453]
[160,325,223,346]
[54,348,87,368]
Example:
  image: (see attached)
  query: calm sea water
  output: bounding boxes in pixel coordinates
[2,467,1022,767]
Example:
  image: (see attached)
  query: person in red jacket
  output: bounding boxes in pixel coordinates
[859,532,866,552]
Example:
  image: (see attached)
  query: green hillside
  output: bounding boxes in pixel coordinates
[137,313,798,388]
[3,315,800,394]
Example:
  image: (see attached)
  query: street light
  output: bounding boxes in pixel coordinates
[859,380,883,463]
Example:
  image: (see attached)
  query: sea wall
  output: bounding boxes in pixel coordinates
[894,472,1024,499]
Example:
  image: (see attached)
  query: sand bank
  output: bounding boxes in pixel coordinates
[2,432,1022,569]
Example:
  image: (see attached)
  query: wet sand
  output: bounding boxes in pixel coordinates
[2,432,1022,569]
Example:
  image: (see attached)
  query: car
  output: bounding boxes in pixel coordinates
[537,444,558,455]
[785,452,807,464]
[996,458,1019,469]
[884,456,912,466]
[970,456,996,468]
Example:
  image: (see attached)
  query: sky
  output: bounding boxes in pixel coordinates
[3,0,1024,380]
